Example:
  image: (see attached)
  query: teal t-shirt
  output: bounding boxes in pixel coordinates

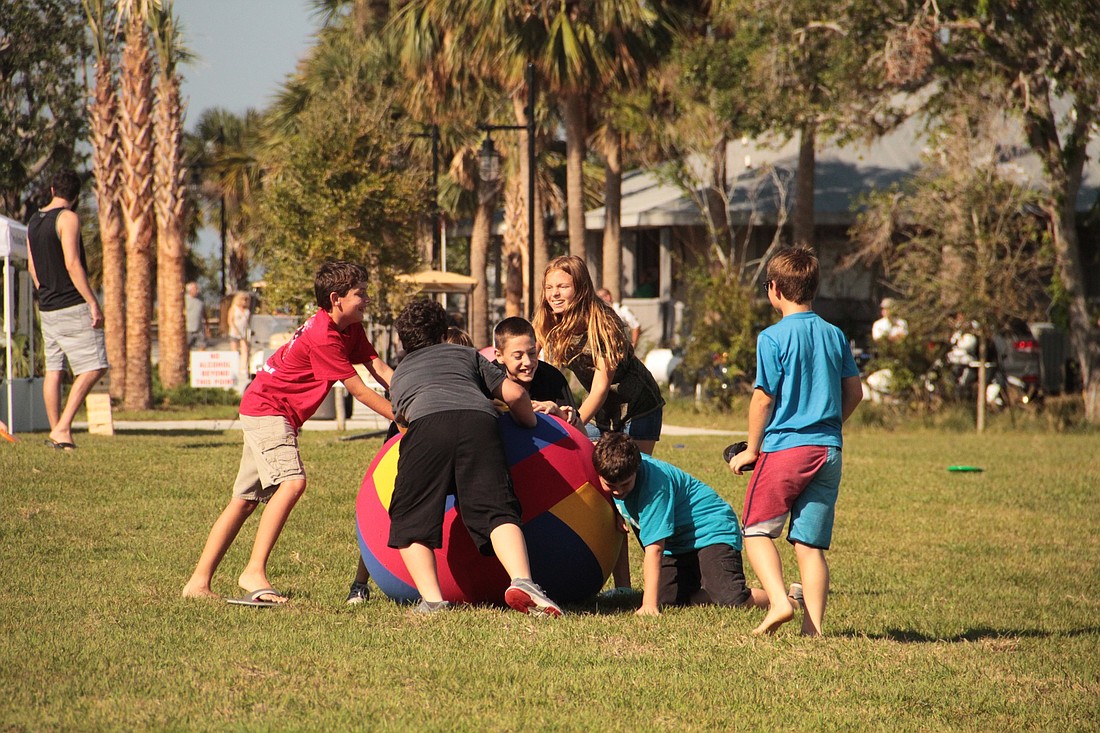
[754,311,860,452]
[613,455,743,555]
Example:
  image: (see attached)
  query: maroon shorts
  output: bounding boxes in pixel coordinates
[743,445,841,549]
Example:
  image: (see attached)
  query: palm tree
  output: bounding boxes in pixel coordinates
[188,108,262,295]
[150,0,190,388]
[394,0,552,308]
[82,0,126,400]
[592,1,676,298]
[117,0,157,410]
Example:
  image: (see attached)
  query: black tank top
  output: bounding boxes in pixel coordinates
[27,207,88,312]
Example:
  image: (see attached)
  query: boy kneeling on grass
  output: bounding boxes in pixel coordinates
[387,298,562,616]
[182,261,394,607]
[592,432,787,617]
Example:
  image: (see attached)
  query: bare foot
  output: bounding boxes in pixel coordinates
[752,598,794,635]
[181,581,220,600]
[238,572,287,603]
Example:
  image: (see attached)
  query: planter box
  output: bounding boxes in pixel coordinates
[0,377,49,433]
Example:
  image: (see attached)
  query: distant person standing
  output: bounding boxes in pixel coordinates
[185,281,207,349]
[26,170,108,451]
[597,287,641,348]
[227,291,251,367]
[871,298,908,344]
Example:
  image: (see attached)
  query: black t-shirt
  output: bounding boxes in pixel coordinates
[27,207,88,312]
[493,359,577,411]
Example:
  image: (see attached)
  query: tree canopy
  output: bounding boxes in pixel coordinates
[0,0,90,218]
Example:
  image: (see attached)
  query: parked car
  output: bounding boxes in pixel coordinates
[989,323,1042,406]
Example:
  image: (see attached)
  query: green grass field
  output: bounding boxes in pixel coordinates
[2,417,1098,731]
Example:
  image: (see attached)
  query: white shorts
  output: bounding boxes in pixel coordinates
[40,302,109,374]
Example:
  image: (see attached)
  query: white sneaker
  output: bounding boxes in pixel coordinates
[505,578,563,618]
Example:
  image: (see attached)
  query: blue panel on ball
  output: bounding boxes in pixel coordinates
[524,510,605,603]
[498,413,570,467]
[356,522,418,603]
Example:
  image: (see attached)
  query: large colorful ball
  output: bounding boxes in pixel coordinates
[356,413,621,605]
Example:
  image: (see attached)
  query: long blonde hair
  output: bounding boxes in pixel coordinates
[533,255,628,370]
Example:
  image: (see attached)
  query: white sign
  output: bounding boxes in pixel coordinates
[190,350,242,390]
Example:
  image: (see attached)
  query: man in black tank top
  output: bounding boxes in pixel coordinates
[26,170,108,450]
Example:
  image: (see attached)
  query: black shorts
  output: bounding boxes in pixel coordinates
[658,543,751,608]
[387,410,521,556]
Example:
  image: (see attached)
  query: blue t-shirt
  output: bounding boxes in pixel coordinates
[613,455,743,555]
[754,311,859,452]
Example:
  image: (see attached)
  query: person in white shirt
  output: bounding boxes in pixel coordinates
[871,298,908,344]
[597,287,640,347]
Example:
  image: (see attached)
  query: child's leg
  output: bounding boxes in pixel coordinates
[354,556,370,584]
[487,522,532,580]
[238,478,306,601]
[787,447,841,636]
[793,543,828,636]
[182,498,258,598]
[398,543,444,602]
[743,536,795,634]
[695,544,768,610]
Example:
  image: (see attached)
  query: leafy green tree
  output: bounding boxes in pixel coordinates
[847,101,1054,422]
[919,0,1100,421]
[709,0,900,249]
[186,107,263,295]
[250,19,425,317]
[0,0,90,219]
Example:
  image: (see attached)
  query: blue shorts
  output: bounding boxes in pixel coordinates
[586,406,663,442]
[742,446,842,549]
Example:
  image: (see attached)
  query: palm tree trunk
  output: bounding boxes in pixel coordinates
[154,73,188,389]
[511,92,545,315]
[601,127,623,298]
[502,169,524,317]
[563,92,587,262]
[469,183,498,349]
[90,59,127,401]
[793,122,816,248]
[228,229,249,292]
[119,12,156,410]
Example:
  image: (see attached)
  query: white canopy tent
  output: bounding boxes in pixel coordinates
[1,214,43,433]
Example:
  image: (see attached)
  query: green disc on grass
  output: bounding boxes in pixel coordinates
[948,466,984,472]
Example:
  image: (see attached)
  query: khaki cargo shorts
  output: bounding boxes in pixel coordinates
[232,415,305,502]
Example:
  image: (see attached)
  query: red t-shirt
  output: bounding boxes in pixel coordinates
[239,310,378,430]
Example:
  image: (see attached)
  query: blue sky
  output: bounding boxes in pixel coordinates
[178,0,319,122]
[174,1,319,270]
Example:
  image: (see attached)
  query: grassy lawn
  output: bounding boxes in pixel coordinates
[2,421,1097,731]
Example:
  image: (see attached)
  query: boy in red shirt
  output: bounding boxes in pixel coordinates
[183,261,393,606]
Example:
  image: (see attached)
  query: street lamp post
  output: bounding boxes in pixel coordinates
[478,62,537,316]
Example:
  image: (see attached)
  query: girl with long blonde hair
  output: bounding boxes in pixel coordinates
[533,255,663,454]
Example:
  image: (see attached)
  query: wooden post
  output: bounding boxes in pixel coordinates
[86,393,115,436]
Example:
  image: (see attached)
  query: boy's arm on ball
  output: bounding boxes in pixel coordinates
[497,378,537,428]
[343,374,394,421]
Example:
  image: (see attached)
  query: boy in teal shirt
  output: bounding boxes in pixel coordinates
[728,246,863,636]
[592,433,768,616]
